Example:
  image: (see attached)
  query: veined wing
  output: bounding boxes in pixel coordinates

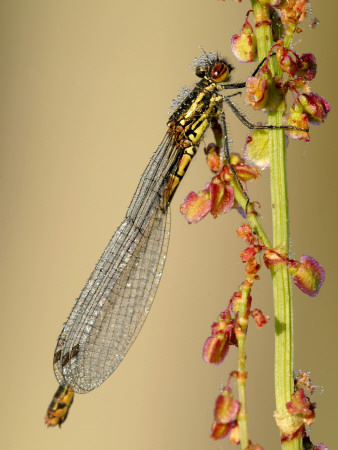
[53,134,179,393]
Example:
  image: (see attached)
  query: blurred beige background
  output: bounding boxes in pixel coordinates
[1,1,336,449]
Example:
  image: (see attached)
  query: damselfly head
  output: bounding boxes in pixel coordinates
[193,51,234,84]
[210,60,232,83]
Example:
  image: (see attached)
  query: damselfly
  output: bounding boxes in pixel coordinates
[45,51,301,426]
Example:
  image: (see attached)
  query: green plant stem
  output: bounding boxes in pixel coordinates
[249,1,301,448]
[230,180,270,248]
[236,283,251,450]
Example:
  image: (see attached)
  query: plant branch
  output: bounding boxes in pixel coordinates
[250,1,301,448]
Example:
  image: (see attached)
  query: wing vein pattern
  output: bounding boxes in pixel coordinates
[54,134,179,393]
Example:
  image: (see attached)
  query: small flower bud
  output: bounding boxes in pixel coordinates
[277,48,316,81]
[234,162,260,181]
[180,190,211,224]
[230,153,242,165]
[205,143,220,172]
[245,259,260,277]
[231,12,257,63]
[229,422,241,444]
[210,420,232,440]
[214,387,240,424]
[246,66,285,112]
[279,49,299,77]
[219,164,232,183]
[285,77,310,94]
[297,53,317,80]
[278,0,309,25]
[298,93,330,124]
[291,255,325,297]
[263,249,285,268]
[251,308,269,327]
[237,223,254,244]
[283,105,310,141]
[209,180,234,218]
[286,388,315,426]
[241,246,259,262]
[203,334,230,365]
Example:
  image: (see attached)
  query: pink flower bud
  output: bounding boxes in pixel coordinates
[278,0,309,25]
[286,388,315,426]
[246,66,285,112]
[209,180,234,218]
[263,249,285,268]
[279,50,299,77]
[292,255,325,297]
[214,387,240,424]
[210,420,232,440]
[234,162,260,181]
[241,246,259,262]
[203,334,230,365]
[298,93,330,124]
[237,223,254,244]
[205,143,221,172]
[278,48,316,80]
[283,106,310,141]
[219,164,232,183]
[231,13,257,63]
[180,190,211,224]
[251,308,269,327]
[297,53,317,80]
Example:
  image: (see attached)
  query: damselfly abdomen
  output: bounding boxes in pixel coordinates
[45,385,74,427]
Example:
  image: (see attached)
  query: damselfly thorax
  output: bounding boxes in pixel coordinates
[166,57,231,199]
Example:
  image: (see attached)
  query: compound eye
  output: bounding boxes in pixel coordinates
[196,65,206,78]
[211,63,229,83]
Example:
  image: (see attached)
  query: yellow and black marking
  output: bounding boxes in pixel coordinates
[45,385,74,427]
[166,56,231,199]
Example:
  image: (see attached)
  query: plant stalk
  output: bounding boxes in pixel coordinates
[250,1,301,448]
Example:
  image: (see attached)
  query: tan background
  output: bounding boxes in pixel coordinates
[1,1,336,449]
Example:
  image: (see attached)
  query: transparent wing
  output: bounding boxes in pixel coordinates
[54,134,179,393]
